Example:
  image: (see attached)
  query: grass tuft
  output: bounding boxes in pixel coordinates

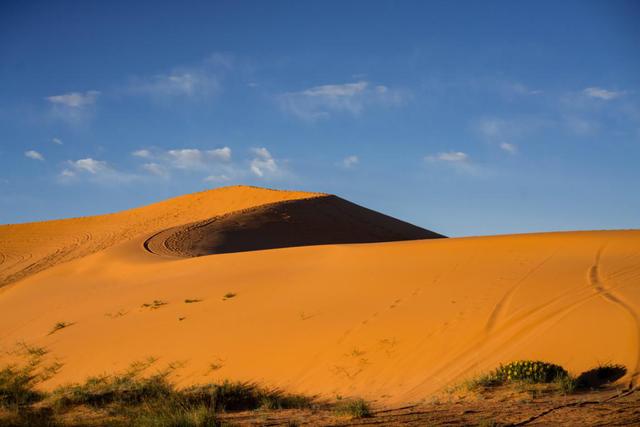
[222,293,236,300]
[49,322,74,335]
[141,300,168,309]
[333,398,371,418]
[184,299,203,304]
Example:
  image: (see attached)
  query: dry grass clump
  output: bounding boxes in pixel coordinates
[1,354,314,426]
[333,398,371,418]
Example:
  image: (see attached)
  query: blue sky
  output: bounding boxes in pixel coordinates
[1,0,639,236]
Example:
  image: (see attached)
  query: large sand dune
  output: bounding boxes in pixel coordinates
[0,186,638,405]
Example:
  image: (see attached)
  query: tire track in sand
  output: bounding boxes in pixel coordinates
[589,246,640,388]
[484,253,556,335]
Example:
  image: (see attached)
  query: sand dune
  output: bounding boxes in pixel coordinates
[0,186,322,289]
[0,186,638,406]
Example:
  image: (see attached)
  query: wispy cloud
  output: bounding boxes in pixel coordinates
[132,149,151,158]
[25,150,44,161]
[141,162,168,177]
[250,147,282,178]
[499,142,517,154]
[52,137,63,145]
[59,158,136,184]
[583,87,625,101]
[166,147,231,170]
[130,146,237,180]
[45,90,100,124]
[129,71,219,100]
[425,151,468,163]
[340,155,359,168]
[279,81,407,120]
[425,151,482,175]
[502,82,542,97]
[47,91,100,108]
[474,116,549,151]
[126,54,232,102]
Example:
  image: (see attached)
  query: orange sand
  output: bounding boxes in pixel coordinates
[0,186,638,405]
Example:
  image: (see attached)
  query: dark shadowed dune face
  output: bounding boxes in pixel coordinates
[144,195,444,257]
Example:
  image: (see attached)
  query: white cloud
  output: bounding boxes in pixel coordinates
[46,90,100,108]
[499,142,517,154]
[302,81,368,98]
[341,155,359,168]
[130,71,219,99]
[132,149,152,158]
[503,82,542,97]
[424,151,482,175]
[166,147,231,170]
[24,150,44,161]
[208,146,232,162]
[250,147,281,178]
[142,163,167,177]
[46,90,100,124]
[52,137,63,145]
[426,151,468,163]
[279,81,407,120]
[59,157,137,184]
[583,87,624,101]
[72,158,108,174]
[203,174,231,183]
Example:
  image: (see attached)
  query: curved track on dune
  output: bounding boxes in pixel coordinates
[143,195,444,257]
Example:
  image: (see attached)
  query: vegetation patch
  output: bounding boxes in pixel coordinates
[465,360,628,396]
[184,298,203,304]
[333,398,371,418]
[576,364,627,389]
[0,345,61,409]
[141,300,168,309]
[222,293,236,300]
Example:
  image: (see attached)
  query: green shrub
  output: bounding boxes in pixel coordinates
[494,360,568,383]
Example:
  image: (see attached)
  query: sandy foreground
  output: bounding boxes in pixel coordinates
[0,186,638,406]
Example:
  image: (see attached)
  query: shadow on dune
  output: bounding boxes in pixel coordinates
[145,195,444,257]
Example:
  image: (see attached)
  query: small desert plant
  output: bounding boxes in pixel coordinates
[333,398,371,418]
[185,298,203,304]
[465,360,571,393]
[555,374,578,395]
[141,300,168,309]
[49,321,74,335]
[222,293,236,300]
[493,360,568,383]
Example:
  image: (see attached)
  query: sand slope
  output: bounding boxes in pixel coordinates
[0,186,323,289]
[0,186,638,405]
